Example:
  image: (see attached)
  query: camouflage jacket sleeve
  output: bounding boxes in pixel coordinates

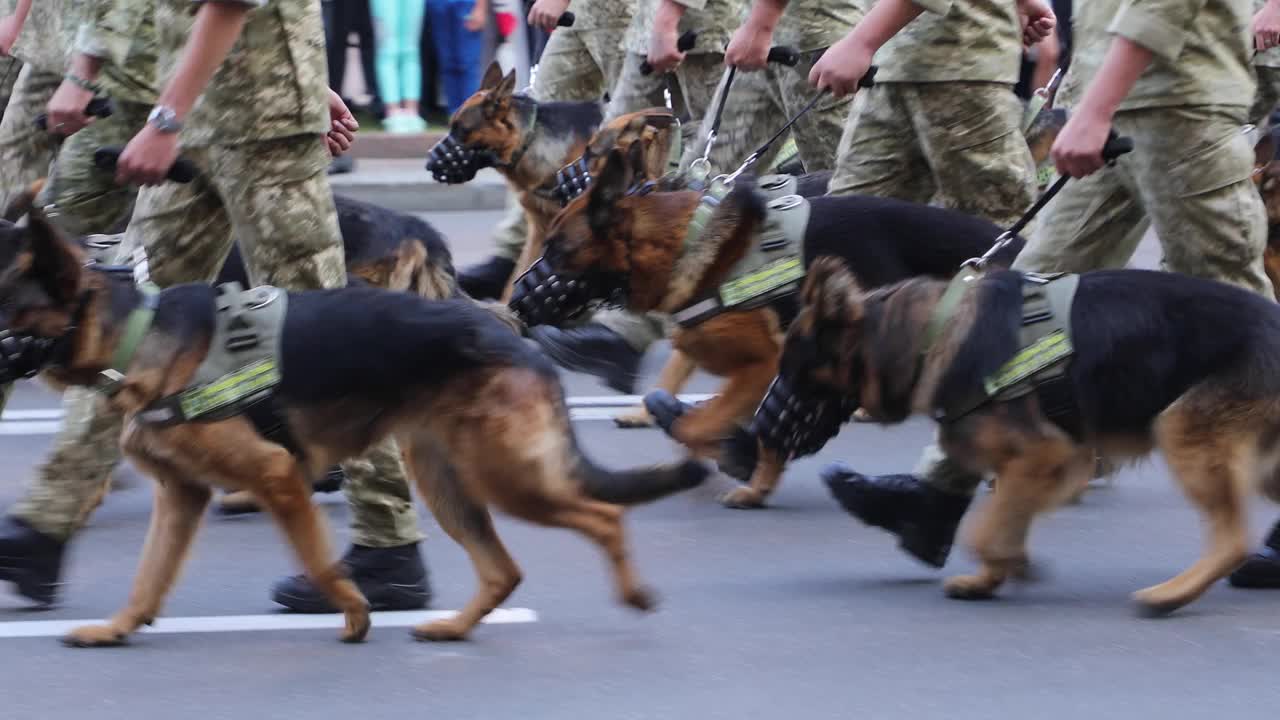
[75,0,144,65]
[912,0,956,15]
[1107,0,1209,63]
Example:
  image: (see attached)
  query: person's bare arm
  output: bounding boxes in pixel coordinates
[0,0,34,56]
[725,0,788,70]
[1051,37,1153,177]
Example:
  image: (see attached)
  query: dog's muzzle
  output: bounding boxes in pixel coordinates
[0,330,62,384]
[508,256,623,327]
[424,135,496,184]
[751,374,859,459]
[551,156,592,206]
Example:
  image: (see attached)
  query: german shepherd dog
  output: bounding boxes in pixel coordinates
[0,199,707,645]
[427,62,684,301]
[785,257,1280,616]
[509,142,1023,508]
[1250,127,1280,301]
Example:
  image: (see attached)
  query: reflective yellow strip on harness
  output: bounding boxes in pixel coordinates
[177,357,280,420]
[982,329,1073,396]
[720,256,805,307]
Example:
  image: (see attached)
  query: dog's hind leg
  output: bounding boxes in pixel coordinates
[63,467,211,647]
[402,436,522,642]
[1133,407,1254,617]
[614,350,698,429]
[540,498,656,612]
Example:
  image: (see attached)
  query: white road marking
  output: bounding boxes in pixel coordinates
[0,608,538,639]
[0,395,716,435]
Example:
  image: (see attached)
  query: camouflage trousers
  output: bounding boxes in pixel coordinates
[915,104,1272,496]
[0,63,59,212]
[680,48,851,175]
[38,99,152,237]
[11,134,421,548]
[828,82,1038,231]
[1252,66,1280,130]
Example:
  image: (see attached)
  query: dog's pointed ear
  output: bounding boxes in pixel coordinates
[586,125,623,159]
[626,136,648,176]
[480,62,505,91]
[801,257,864,326]
[494,68,517,99]
[587,148,633,234]
[26,205,85,304]
[3,179,45,222]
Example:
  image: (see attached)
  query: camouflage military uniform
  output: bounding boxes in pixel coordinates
[680,0,862,175]
[1253,0,1280,128]
[827,0,1036,230]
[0,0,78,212]
[917,0,1273,496]
[491,0,635,265]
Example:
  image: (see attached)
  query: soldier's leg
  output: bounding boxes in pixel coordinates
[606,52,673,120]
[825,84,934,203]
[0,65,60,210]
[0,56,21,123]
[775,49,855,173]
[205,135,428,610]
[39,101,152,237]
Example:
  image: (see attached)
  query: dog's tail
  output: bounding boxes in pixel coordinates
[576,451,709,506]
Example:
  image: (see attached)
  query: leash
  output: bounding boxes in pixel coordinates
[963,131,1134,270]
[713,66,879,188]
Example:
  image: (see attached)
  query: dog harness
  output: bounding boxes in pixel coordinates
[927,269,1083,439]
[671,174,811,328]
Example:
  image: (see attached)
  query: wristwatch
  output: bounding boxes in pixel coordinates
[147,105,183,134]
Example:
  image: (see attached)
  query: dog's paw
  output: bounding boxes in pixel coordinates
[613,407,656,429]
[720,486,766,509]
[341,607,372,643]
[1131,587,1186,618]
[61,624,129,648]
[942,575,999,601]
[411,619,471,642]
[623,585,659,613]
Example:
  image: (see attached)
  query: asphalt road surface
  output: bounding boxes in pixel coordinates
[2,211,1278,719]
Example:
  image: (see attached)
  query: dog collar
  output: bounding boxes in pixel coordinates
[96,282,160,397]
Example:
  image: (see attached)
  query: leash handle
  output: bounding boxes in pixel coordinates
[640,30,700,75]
[557,11,574,26]
[1002,131,1133,240]
[93,146,198,184]
[766,46,801,67]
[35,97,114,132]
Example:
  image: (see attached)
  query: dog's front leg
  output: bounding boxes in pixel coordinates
[615,350,698,428]
[63,468,211,648]
[501,212,546,304]
[721,442,786,509]
[672,363,776,460]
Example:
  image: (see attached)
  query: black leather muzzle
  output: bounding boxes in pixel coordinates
[508,256,625,327]
[751,374,860,459]
[424,134,498,184]
[0,330,64,384]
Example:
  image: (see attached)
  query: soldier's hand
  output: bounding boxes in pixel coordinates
[725,19,774,71]
[0,14,19,56]
[45,80,96,137]
[528,0,570,34]
[1255,1,1280,51]
[1050,108,1113,179]
[326,88,358,157]
[116,125,180,187]
[808,33,873,98]
[1016,0,1056,48]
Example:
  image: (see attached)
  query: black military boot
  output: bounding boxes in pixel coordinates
[458,256,517,300]
[271,542,431,613]
[820,463,973,568]
[1228,519,1280,588]
[0,516,65,607]
[530,323,641,395]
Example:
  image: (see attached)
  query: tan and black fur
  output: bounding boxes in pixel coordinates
[526,143,1021,508]
[444,63,680,301]
[0,197,706,647]
[784,257,1280,615]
